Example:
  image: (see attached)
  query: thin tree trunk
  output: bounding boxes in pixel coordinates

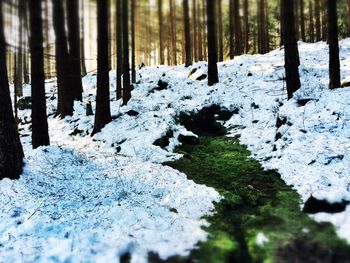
[217,0,223,61]
[315,0,321,41]
[309,0,315,42]
[0,0,24,179]
[282,0,301,99]
[116,0,122,99]
[206,0,218,85]
[92,0,111,135]
[193,0,198,62]
[29,0,50,148]
[229,0,234,59]
[300,0,306,41]
[131,0,136,82]
[183,0,192,66]
[170,0,177,64]
[197,0,202,61]
[327,0,341,89]
[80,0,87,76]
[243,0,249,53]
[234,0,242,54]
[346,0,350,36]
[122,0,131,105]
[202,0,207,60]
[158,0,165,64]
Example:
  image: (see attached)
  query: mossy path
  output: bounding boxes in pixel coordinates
[154,107,350,263]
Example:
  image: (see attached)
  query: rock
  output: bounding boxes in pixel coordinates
[303,196,350,214]
[17,96,32,110]
[196,74,207,81]
[153,130,174,149]
[178,134,199,145]
[126,110,139,116]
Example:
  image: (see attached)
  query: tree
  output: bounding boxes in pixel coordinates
[183,0,192,67]
[327,0,340,89]
[131,0,136,82]
[315,0,321,41]
[299,0,306,41]
[52,0,73,117]
[158,0,165,65]
[29,0,50,148]
[116,0,122,100]
[206,0,219,85]
[169,0,177,64]
[217,0,223,61]
[80,0,87,76]
[67,0,83,101]
[122,0,131,105]
[0,0,24,180]
[92,0,112,135]
[282,0,301,99]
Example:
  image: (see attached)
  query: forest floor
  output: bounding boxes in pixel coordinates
[1,40,350,262]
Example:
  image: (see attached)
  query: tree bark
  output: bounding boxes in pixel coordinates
[67,0,83,101]
[327,0,341,89]
[282,0,301,99]
[29,0,50,148]
[158,0,165,64]
[243,0,249,53]
[80,0,87,76]
[170,0,177,64]
[217,0,223,61]
[52,0,74,117]
[122,0,131,105]
[116,0,122,100]
[92,0,112,135]
[131,0,136,82]
[315,0,321,41]
[0,0,24,179]
[206,0,218,85]
[309,0,315,42]
[300,0,306,41]
[183,0,192,66]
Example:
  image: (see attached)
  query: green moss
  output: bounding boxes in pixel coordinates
[162,136,350,263]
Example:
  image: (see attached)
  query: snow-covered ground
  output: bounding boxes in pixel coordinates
[1,39,350,262]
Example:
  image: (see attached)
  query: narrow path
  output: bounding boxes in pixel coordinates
[154,107,350,262]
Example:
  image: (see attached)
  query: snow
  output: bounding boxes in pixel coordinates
[2,38,350,261]
[256,233,269,246]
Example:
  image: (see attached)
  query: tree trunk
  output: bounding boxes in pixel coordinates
[282,0,301,99]
[29,0,50,148]
[0,0,24,180]
[193,0,198,62]
[315,0,321,41]
[309,0,315,42]
[206,0,218,86]
[170,0,177,64]
[158,0,165,65]
[92,0,112,135]
[116,0,122,100]
[234,0,242,55]
[327,0,340,89]
[80,0,87,76]
[229,0,234,59]
[15,0,24,97]
[122,0,131,105]
[243,0,249,53]
[131,0,136,82]
[217,0,223,61]
[183,0,192,66]
[196,0,202,61]
[52,0,74,117]
[300,0,306,41]
[67,0,83,101]
[346,0,350,37]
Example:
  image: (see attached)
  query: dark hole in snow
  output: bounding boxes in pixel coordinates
[120,252,131,263]
[17,97,32,110]
[126,110,139,116]
[111,113,122,120]
[178,134,199,145]
[178,105,233,136]
[196,74,207,81]
[247,72,253,77]
[70,128,84,136]
[303,196,350,214]
[324,155,344,165]
[153,130,174,149]
[251,102,260,109]
[149,80,169,94]
[276,116,287,129]
[275,132,282,141]
[252,120,259,124]
[297,99,313,107]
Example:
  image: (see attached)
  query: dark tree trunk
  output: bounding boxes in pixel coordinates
[217,0,223,61]
[158,0,165,65]
[206,0,218,85]
[346,0,350,37]
[234,0,242,54]
[15,0,24,97]
[0,0,24,180]
[196,0,202,61]
[52,0,73,117]
[170,0,177,64]
[300,0,306,41]
[116,0,122,100]
[122,0,131,105]
[321,0,327,41]
[183,0,192,66]
[67,0,83,101]
[243,0,249,53]
[23,1,30,84]
[327,0,341,89]
[29,0,50,148]
[282,0,301,99]
[131,0,136,82]
[280,0,284,46]
[229,0,234,59]
[80,0,87,76]
[309,0,315,42]
[315,0,321,41]
[92,0,111,135]
[193,0,198,62]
